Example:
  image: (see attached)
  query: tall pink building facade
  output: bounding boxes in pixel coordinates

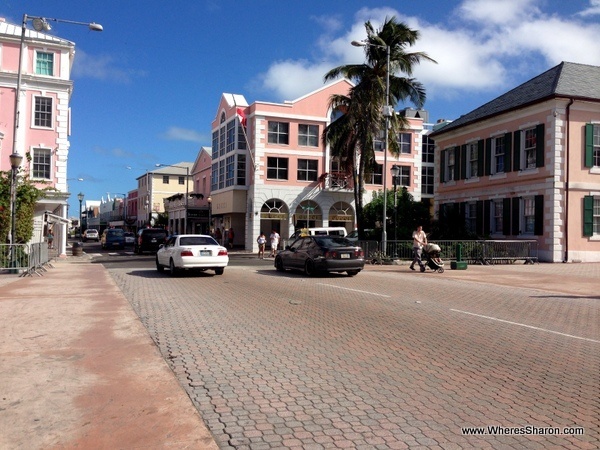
[210,79,429,251]
[0,18,75,256]
[431,62,600,262]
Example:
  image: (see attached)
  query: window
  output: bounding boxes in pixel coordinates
[523,128,537,169]
[365,164,383,185]
[218,160,225,189]
[32,148,51,180]
[237,154,246,185]
[226,155,235,187]
[466,142,478,178]
[492,135,505,174]
[298,124,319,147]
[397,132,411,154]
[237,123,247,150]
[211,162,218,191]
[442,148,455,182]
[178,176,185,185]
[219,126,225,157]
[226,120,235,153]
[523,197,535,234]
[395,166,410,187]
[583,196,600,236]
[268,121,289,145]
[466,202,477,232]
[492,200,503,234]
[584,124,600,168]
[374,130,384,152]
[297,159,318,181]
[35,51,53,76]
[34,97,52,128]
[421,166,434,195]
[212,130,219,159]
[267,157,288,180]
[162,176,169,184]
[422,134,434,163]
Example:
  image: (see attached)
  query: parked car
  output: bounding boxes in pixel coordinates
[82,229,99,242]
[101,228,126,250]
[289,227,347,240]
[156,234,229,276]
[274,235,364,276]
[135,228,168,254]
[124,232,135,245]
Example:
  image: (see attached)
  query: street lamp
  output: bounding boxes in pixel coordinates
[156,163,190,234]
[77,192,84,237]
[352,39,392,255]
[207,196,212,235]
[391,165,400,243]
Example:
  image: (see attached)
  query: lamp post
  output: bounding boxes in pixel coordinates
[156,163,190,233]
[77,192,84,237]
[352,39,392,255]
[207,196,212,235]
[391,165,400,243]
[145,199,150,227]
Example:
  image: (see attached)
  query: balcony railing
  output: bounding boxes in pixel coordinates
[320,172,353,190]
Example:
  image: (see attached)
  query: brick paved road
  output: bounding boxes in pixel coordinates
[110,264,599,449]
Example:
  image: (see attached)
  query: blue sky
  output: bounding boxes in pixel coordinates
[3,0,600,215]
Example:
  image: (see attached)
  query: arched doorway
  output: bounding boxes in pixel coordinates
[260,199,289,236]
[328,201,355,233]
[294,200,322,230]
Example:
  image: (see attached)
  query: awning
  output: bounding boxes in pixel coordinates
[45,212,71,225]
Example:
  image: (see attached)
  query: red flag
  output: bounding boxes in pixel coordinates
[236,107,247,127]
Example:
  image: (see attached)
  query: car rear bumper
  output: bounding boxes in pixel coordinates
[314,259,365,272]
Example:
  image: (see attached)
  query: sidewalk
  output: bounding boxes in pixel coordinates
[0,254,218,450]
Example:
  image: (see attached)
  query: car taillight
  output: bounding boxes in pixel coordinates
[324,251,336,258]
[355,249,364,258]
[218,249,228,256]
[180,250,194,257]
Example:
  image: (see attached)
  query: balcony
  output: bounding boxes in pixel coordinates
[320,172,353,191]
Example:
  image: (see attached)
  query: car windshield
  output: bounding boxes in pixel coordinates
[108,229,124,236]
[313,236,353,247]
[145,231,166,239]
[179,236,218,246]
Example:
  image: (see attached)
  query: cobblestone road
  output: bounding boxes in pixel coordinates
[110,263,599,449]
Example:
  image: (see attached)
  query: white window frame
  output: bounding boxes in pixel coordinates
[268,121,289,145]
[594,197,600,235]
[465,202,476,233]
[421,166,434,195]
[298,124,319,147]
[33,96,53,129]
[521,128,537,170]
[32,147,52,180]
[466,142,478,179]
[35,50,54,76]
[492,135,505,174]
[445,149,455,182]
[522,196,535,235]
[398,132,412,154]
[593,125,600,168]
[491,200,503,235]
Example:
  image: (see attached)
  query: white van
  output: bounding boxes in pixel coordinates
[289,227,347,240]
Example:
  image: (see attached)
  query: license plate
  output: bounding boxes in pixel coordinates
[200,250,211,256]
[340,253,350,259]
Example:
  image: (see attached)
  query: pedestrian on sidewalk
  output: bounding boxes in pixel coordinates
[47,229,54,249]
[410,225,427,272]
[257,231,266,259]
[269,229,280,257]
[228,227,235,249]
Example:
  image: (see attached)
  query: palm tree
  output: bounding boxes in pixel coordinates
[322,17,435,239]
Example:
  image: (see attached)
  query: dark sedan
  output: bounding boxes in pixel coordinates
[274,235,365,276]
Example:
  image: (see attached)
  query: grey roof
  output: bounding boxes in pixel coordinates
[0,18,73,46]
[431,61,600,136]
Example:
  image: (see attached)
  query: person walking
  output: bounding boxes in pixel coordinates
[47,229,54,249]
[269,229,280,257]
[256,231,266,259]
[228,227,235,249]
[410,225,427,272]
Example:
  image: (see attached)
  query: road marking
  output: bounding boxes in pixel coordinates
[451,309,600,344]
[317,283,391,298]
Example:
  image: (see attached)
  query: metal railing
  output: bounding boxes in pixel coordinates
[0,243,55,276]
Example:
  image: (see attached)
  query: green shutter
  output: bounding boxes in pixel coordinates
[512,197,520,235]
[503,198,511,235]
[460,145,467,180]
[476,200,484,236]
[477,140,485,177]
[513,130,521,171]
[440,149,446,182]
[485,138,492,176]
[583,195,594,236]
[585,124,594,168]
[534,195,543,235]
[504,132,512,173]
[535,124,545,168]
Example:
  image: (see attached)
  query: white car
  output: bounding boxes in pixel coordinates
[156,234,229,276]
[82,229,99,242]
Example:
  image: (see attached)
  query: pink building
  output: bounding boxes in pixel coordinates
[210,79,430,251]
[431,61,600,262]
[0,18,76,256]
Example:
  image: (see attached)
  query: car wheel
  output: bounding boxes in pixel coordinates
[347,270,360,277]
[156,257,164,273]
[169,259,178,276]
[214,267,224,275]
[304,259,315,276]
[274,256,285,272]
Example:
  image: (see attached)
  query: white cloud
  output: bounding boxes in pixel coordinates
[458,0,540,24]
[161,126,206,143]
[72,49,146,83]
[578,0,600,16]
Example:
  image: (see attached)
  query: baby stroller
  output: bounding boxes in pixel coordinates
[422,243,445,273]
